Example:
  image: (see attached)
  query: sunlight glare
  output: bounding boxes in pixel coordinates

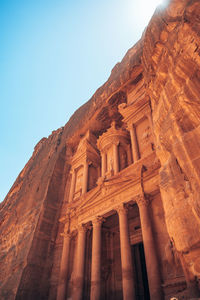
[136,0,169,25]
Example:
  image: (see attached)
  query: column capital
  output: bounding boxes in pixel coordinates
[112,140,119,146]
[92,216,105,226]
[77,223,88,233]
[60,232,72,239]
[115,203,129,215]
[127,123,135,130]
[135,194,151,208]
[83,159,90,166]
[101,149,106,155]
[70,167,75,174]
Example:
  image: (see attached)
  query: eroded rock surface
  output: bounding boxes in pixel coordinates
[1,0,200,299]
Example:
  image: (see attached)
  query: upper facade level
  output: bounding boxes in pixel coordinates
[67,90,155,203]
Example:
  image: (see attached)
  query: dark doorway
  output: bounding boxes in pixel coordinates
[131,243,150,300]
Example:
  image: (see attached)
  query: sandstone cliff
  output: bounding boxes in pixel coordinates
[1,0,200,299]
[0,35,143,299]
[143,0,200,293]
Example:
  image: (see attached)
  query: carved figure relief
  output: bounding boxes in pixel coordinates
[107,147,114,175]
[88,164,98,191]
[74,167,83,197]
[136,118,153,158]
[119,144,128,171]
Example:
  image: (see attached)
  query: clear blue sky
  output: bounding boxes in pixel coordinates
[0,0,167,202]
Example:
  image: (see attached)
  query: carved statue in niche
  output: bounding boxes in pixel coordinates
[106,148,114,177]
[119,144,128,171]
[141,125,151,144]
[137,118,153,158]
[74,167,83,198]
[109,157,114,173]
[88,164,98,191]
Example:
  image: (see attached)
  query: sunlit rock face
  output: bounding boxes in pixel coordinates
[143,0,200,294]
[1,0,200,299]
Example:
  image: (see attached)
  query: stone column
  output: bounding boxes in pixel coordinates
[113,143,119,174]
[82,161,89,194]
[117,204,135,300]
[136,195,163,299]
[57,232,71,300]
[129,124,140,162]
[90,217,104,300]
[101,152,106,177]
[72,224,87,300]
[69,169,76,202]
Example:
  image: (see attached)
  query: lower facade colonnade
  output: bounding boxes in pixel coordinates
[90,217,104,300]
[56,232,71,300]
[57,199,163,300]
[136,195,163,300]
[116,204,135,300]
[72,224,87,300]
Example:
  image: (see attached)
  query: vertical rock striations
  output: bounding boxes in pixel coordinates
[143,0,200,294]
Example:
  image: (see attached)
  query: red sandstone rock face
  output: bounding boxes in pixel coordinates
[0,39,142,299]
[1,0,200,299]
[143,0,200,289]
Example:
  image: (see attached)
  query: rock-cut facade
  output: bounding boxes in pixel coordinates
[1,0,200,299]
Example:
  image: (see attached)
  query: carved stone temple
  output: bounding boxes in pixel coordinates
[1,0,200,299]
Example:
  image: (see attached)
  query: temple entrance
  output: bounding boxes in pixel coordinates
[132,242,150,300]
[66,208,151,300]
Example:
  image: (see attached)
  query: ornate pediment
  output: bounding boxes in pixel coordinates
[72,130,100,168]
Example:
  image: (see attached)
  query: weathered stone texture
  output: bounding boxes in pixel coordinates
[1,0,200,299]
[143,0,200,292]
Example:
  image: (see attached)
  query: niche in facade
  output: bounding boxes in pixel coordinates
[97,121,131,179]
[68,130,100,202]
